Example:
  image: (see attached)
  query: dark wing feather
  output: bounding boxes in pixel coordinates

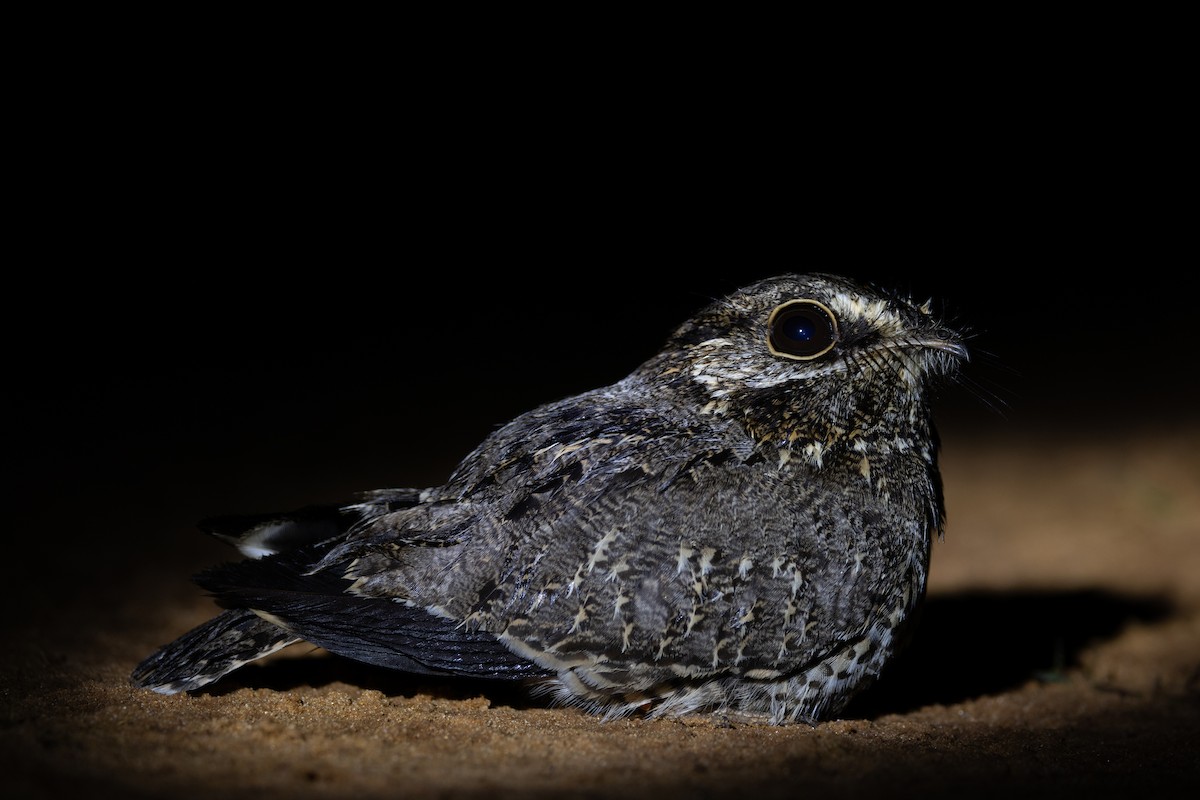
[130,608,299,693]
[195,548,550,679]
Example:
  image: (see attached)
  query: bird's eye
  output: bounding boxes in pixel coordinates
[767,300,839,360]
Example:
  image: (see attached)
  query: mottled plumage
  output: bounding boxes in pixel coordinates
[132,273,966,724]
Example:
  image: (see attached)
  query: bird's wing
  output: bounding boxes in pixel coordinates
[131,608,301,693]
[187,392,750,684]
[194,546,551,679]
[313,393,866,686]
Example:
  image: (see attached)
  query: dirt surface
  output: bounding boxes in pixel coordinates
[4,418,1198,799]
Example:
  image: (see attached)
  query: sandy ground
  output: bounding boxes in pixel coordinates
[3,419,1198,799]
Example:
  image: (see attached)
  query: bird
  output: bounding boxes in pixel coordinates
[131,273,966,725]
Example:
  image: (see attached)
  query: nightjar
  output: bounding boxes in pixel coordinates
[131,273,966,724]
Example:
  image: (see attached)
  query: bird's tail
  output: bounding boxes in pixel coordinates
[130,608,300,694]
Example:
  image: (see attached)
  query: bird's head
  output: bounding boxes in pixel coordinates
[649,273,968,461]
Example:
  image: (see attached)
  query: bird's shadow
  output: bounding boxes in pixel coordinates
[204,588,1173,717]
[845,587,1172,717]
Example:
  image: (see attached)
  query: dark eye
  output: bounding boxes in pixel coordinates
[767,300,839,360]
